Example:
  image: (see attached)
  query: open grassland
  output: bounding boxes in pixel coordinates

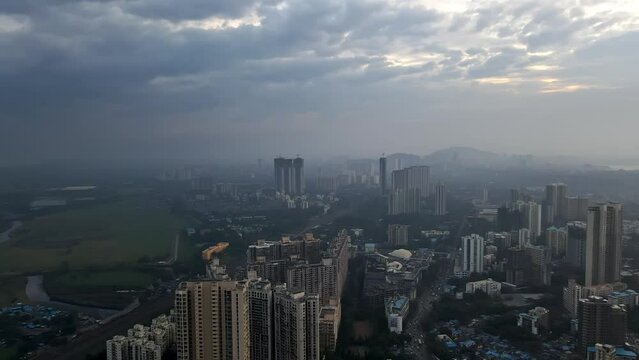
[44,270,157,309]
[0,346,19,360]
[47,270,155,289]
[0,276,27,307]
[0,198,185,274]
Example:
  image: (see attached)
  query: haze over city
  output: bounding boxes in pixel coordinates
[5,2,639,360]
[2,0,639,165]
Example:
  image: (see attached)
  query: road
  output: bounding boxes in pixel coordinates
[35,294,174,360]
[0,220,22,243]
[403,259,451,360]
[166,234,180,264]
[403,219,465,359]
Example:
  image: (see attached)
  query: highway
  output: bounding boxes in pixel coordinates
[404,215,464,360]
[404,254,454,360]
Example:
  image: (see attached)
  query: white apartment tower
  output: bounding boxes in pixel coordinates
[462,234,485,274]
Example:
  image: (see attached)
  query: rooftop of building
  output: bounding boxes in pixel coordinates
[609,289,639,297]
[587,346,637,358]
[388,249,412,260]
[388,296,408,312]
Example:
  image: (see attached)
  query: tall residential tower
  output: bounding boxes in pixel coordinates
[175,280,250,360]
[379,156,387,195]
[585,203,623,286]
[274,157,305,196]
[435,182,447,216]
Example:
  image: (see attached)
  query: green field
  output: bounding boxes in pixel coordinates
[0,199,185,274]
[44,270,157,309]
[0,277,27,307]
[0,346,19,360]
[48,270,155,289]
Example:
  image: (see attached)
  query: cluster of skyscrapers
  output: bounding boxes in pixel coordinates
[106,230,350,360]
[172,232,350,360]
[174,275,324,360]
[463,182,629,355]
[563,202,626,354]
[274,157,305,196]
[382,161,431,215]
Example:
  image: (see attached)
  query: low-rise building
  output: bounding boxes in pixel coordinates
[388,224,409,247]
[517,307,549,335]
[386,296,409,334]
[319,299,341,352]
[586,344,637,360]
[107,313,175,360]
[607,290,639,309]
[465,278,502,296]
[563,279,627,317]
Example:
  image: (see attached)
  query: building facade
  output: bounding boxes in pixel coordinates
[379,157,387,195]
[462,234,485,275]
[577,296,627,354]
[586,203,623,286]
[273,288,320,360]
[174,280,250,360]
[274,157,305,196]
[388,224,409,246]
[465,278,502,296]
[435,183,447,216]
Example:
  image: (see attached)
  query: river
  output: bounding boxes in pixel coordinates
[0,220,22,243]
[25,275,120,319]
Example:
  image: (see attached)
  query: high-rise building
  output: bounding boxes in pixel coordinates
[273,287,320,360]
[586,203,623,286]
[510,189,522,206]
[567,221,587,268]
[562,280,627,317]
[248,278,273,360]
[547,226,568,258]
[174,280,250,360]
[106,336,129,360]
[514,201,542,240]
[274,157,305,196]
[379,157,387,195]
[388,166,430,215]
[318,299,340,353]
[577,296,627,354]
[545,183,568,221]
[293,157,305,195]
[388,224,409,246]
[505,247,529,286]
[391,166,430,197]
[248,232,349,307]
[525,245,551,286]
[435,183,447,216]
[566,196,591,221]
[274,157,293,195]
[394,158,402,171]
[462,234,485,275]
[388,188,421,215]
[518,228,531,248]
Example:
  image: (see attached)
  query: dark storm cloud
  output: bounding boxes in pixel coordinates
[0,0,638,164]
[125,0,258,20]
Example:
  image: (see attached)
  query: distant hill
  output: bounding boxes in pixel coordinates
[424,147,533,168]
[386,153,424,168]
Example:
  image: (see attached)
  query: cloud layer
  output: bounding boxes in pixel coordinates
[1,0,639,164]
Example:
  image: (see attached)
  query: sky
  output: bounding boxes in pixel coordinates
[1,0,639,165]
